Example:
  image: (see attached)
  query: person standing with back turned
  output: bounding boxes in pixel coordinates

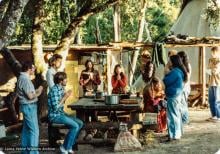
[163,55,187,141]
[17,61,43,154]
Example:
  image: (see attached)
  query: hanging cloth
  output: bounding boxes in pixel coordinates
[152,42,167,67]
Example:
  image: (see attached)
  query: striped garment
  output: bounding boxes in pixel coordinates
[48,84,65,120]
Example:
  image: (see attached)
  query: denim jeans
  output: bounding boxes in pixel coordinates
[208,86,220,118]
[167,94,182,139]
[180,83,191,124]
[20,103,39,154]
[51,114,83,150]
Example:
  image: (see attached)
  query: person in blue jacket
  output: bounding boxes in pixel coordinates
[163,54,188,141]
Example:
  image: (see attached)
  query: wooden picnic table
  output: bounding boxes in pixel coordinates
[67,97,143,122]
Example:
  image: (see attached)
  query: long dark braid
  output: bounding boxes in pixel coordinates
[170,55,188,82]
[178,51,190,73]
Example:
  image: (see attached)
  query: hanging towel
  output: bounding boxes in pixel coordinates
[152,42,167,67]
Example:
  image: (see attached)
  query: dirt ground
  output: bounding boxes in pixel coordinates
[1,108,220,154]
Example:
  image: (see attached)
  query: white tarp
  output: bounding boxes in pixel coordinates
[168,0,220,82]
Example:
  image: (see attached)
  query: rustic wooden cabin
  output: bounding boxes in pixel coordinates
[1,38,220,122]
[0,44,116,115]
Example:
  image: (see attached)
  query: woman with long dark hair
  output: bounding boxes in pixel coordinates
[111,64,127,94]
[163,55,187,141]
[178,51,191,124]
[79,59,101,95]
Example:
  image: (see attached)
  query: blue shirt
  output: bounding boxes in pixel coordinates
[163,68,184,98]
[46,67,57,89]
[48,84,65,120]
[17,72,38,104]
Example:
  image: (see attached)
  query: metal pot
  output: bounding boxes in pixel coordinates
[105,95,119,105]
[95,92,105,99]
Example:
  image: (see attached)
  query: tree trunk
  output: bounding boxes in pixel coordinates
[144,21,152,42]
[54,0,118,70]
[32,74,48,122]
[0,0,10,21]
[0,48,21,124]
[113,4,121,43]
[73,0,83,44]
[95,17,102,44]
[31,0,48,121]
[4,92,19,124]
[0,0,30,50]
[0,48,22,77]
[129,0,147,85]
[106,2,121,94]
[31,0,47,76]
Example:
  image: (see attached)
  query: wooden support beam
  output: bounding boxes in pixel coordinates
[165,43,220,48]
[199,47,202,84]
[109,41,220,49]
[201,46,207,106]
[107,49,112,94]
[7,40,220,53]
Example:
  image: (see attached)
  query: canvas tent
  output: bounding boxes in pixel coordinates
[167,0,220,82]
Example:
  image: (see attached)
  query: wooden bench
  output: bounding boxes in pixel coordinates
[48,123,68,147]
[48,121,144,147]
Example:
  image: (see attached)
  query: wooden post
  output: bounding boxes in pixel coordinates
[107,49,112,94]
[113,4,121,42]
[198,47,202,83]
[200,46,206,105]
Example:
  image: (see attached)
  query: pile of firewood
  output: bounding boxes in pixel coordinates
[188,84,208,107]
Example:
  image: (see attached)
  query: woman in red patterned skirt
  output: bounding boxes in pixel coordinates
[143,76,167,132]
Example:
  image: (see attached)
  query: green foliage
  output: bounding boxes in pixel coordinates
[43,0,70,44]
[120,0,140,41]
[10,12,33,45]
[146,0,180,41]
[82,0,180,43]
[10,0,77,45]
[10,0,181,45]
[82,8,114,44]
[204,0,220,30]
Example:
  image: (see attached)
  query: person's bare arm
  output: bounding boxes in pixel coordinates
[59,90,72,104]
[26,86,43,100]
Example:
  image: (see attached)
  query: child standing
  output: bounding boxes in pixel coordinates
[208,47,220,121]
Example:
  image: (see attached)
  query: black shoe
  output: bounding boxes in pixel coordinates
[163,138,180,143]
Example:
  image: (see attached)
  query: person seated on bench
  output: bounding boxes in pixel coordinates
[48,72,83,154]
[143,77,167,132]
